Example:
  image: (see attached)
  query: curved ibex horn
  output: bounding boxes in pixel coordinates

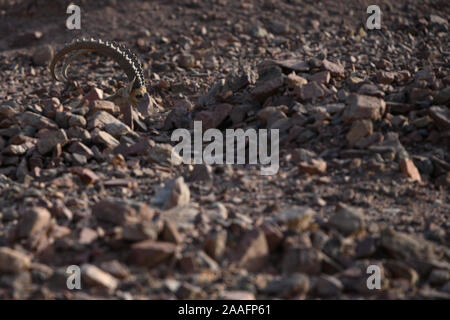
[49,38,145,90]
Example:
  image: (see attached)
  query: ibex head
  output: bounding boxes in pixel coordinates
[49,38,146,107]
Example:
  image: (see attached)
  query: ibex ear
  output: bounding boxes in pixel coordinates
[125,77,136,96]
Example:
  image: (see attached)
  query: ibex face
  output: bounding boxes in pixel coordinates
[49,38,146,107]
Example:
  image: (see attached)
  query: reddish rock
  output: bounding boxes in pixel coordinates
[429,106,450,131]
[92,130,120,149]
[309,71,330,84]
[298,158,327,175]
[343,94,386,123]
[104,179,135,188]
[251,66,284,102]
[0,104,18,119]
[89,100,117,115]
[163,177,190,210]
[274,206,315,232]
[380,228,434,261]
[321,59,344,77]
[79,228,98,245]
[316,275,344,297]
[296,82,327,100]
[136,93,154,117]
[287,72,308,87]
[221,291,255,300]
[88,112,131,137]
[328,203,365,236]
[113,137,154,156]
[84,88,104,101]
[0,247,31,274]
[21,112,58,130]
[17,207,52,239]
[91,200,137,225]
[178,250,219,273]
[435,172,450,187]
[346,120,373,147]
[36,129,68,155]
[193,111,215,130]
[178,53,196,69]
[42,98,63,119]
[260,224,283,252]
[395,70,411,83]
[81,264,118,291]
[409,87,430,103]
[212,103,233,127]
[176,282,203,299]
[130,240,177,268]
[399,158,422,182]
[120,104,133,129]
[376,71,396,84]
[273,59,310,72]
[161,220,183,244]
[282,247,322,275]
[354,132,384,148]
[230,229,269,272]
[204,230,227,261]
[68,141,94,159]
[71,167,99,185]
[32,44,54,66]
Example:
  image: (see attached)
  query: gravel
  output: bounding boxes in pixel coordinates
[0,0,448,300]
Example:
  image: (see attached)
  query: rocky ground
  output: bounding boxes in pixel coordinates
[0,0,449,300]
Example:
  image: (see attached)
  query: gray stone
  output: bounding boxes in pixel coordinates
[328,204,365,236]
[315,275,344,297]
[18,207,52,238]
[37,129,68,154]
[81,264,119,291]
[0,247,31,274]
[264,273,310,298]
[274,206,315,232]
[343,94,386,123]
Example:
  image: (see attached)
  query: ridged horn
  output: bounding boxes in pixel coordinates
[49,38,145,89]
